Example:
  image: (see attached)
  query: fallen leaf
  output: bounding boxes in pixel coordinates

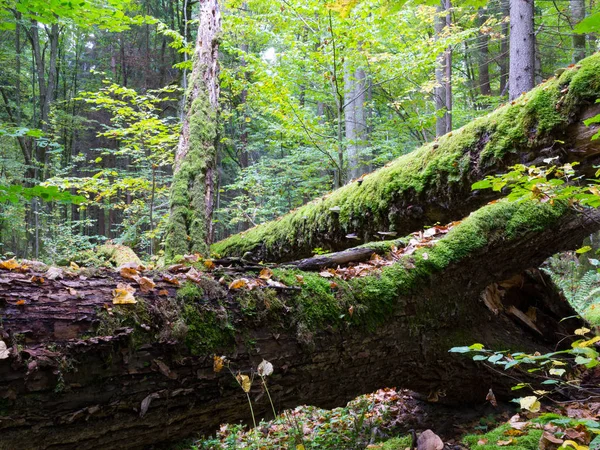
[204,259,215,270]
[497,438,517,446]
[70,261,80,270]
[0,341,9,359]
[158,289,169,296]
[266,279,287,288]
[0,258,20,271]
[295,275,304,284]
[137,276,156,293]
[229,278,248,290]
[348,305,354,317]
[120,267,139,280]
[520,396,541,412]
[162,273,180,285]
[259,268,273,280]
[30,275,44,284]
[417,429,444,450]
[46,266,64,280]
[16,299,25,306]
[186,267,203,283]
[112,283,137,304]
[422,252,429,260]
[319,271,335,278]
[477,439,488,445]
[68,287,78,296]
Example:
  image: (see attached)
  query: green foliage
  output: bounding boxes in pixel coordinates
[462,423,543,450]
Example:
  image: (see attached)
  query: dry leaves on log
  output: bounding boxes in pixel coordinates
[0,340,9,359]
[112,283,137,304]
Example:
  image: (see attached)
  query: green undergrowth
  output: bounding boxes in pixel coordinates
[212,54,600,259]
[59,243,142,267]
[462,423,543,450]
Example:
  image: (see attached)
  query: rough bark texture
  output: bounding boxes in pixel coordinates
[0,200,597,449]
[434,0,452,137]
[165,0,221,259]
[509,0,535,100]
[344,66,368,180]
[213,55,600,263]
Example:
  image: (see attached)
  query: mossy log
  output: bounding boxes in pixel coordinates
[213,54,600,263]
[0,200,597,449]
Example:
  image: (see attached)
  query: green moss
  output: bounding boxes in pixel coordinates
[267,200,567,337]
[63,244,142,268]
[583,303,600,325]
[177,282,234,355]
[212,54,600,260]
[463,423,543,450]
[377,436,412,450]
[165,72,217,259]
[96,298,153,347]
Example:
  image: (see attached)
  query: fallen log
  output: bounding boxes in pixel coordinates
[0,200,597,449]
[212,54,600,263]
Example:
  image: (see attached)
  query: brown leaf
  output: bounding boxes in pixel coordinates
[258,267,273,280]
[30,275,44,284]
[120,267,139,280]
[348,305,354,317]
[236,373,252,393]
[68,287,78,296]
[319,271,335,278]
[162,273,180,285]
[497,438,517,446]
[295,275,304,284]
[16,299,25,306]
[46,266,64,280]
[203,259,215,270]
[158,289,169,296]
[137,276,156,293]
[486,388,497,407]
[213,355,226,373]
[186,267,203,283]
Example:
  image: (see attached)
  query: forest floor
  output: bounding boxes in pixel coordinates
[179,386,600,450]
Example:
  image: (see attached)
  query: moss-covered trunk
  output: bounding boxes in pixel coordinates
[165,0,221,259]
[0,200,597,449]
[213,54,600,263]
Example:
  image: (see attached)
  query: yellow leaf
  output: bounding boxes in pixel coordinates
[0,258,20,271]
[562,440,589,450]
[258,268,273,280]
[70,261,80,270]
[519,396,540,412]
[236,373,252,392]
[228,278,248,290]
[213,355,225,373]
[204,259,215,270]
[576,336,600,348]
[112,283,137,304]
[575,327,591,336]
[296,446,305,450]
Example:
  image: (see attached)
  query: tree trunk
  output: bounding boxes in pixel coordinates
[477,8,492,96]
[434,0,452,136]
[509,0,535,100]
[0,199,595,449]
[345,65,368,180]
[165,0,221,259]
[212,55,600,263]
[571,0,586,62]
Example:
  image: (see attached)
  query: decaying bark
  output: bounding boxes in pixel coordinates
[212,54,600,263]
[0,200,597,449]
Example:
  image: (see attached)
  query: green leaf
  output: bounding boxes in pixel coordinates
[576,246,593,254]
[574,12,600,33]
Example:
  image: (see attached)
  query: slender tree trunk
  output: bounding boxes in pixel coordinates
[435,0,452,136]
[509,0,535,100]
[477,8,492,96]
[571,0,586,62]
[499,0,510,95]
[165,0,221,258]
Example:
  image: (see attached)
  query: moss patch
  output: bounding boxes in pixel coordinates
[177,282,234,355]
[212,54,600,260]
[463,423,543,449]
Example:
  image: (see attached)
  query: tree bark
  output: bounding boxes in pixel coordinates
[477,8,492,96]
[0,199,595,449]
[212,55,600,263]
[344,65,368,180]
[509,0,535,100]
[434,0,452,136]
[165,0,221,258]
[570,0,586,62]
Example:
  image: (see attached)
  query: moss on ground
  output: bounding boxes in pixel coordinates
[212,54,600,260]
[61,244,142,268]
[462,423,543,449]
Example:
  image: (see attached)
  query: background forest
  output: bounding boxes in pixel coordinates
[1,0,598,262]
